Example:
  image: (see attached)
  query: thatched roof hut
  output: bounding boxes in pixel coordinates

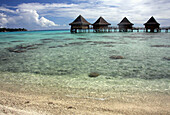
[144,16,160,32]
[69,15,91,33]
[118,17,134,32]
[92,17,111,32]
[93,17,111,27]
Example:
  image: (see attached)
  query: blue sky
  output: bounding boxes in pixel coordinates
[1,0,170,30]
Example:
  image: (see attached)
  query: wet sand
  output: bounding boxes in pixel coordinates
[0,83,170,115]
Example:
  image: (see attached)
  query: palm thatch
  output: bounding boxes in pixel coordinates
[93,17,111,26]
[69,15,91,26]
[118,17,133,26]
[144,16,160,25]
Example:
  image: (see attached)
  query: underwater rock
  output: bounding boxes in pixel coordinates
[48,102,54,105]
[41,38,55,43]
[11,40,24,42]
[49,46,57,48]
[58,55,63,58]
[104,45,114,47]
[34,71,40,74]
[6,43,41,53]
[93,41,116,44]
[83,41,93,43]
[42,41,52,43]
[5,47,14,51]
[63,38,74,40]
[34,43,44,46]
[41,38,55,41]
[102,36,111,38]
[57,45,67,47]
[163,57,170,61]
[55,40,64,42]
[69,42,83,45]
[6,47,26,53]
[124,36,139,38]
[16,44,36,49]
[88,72,100,77]
[15,45,27,49]
[57,69,70,75]
[77,38,89,40]
[67,106,75,109]
[90,44,97,45]
[1,58,7,61]
[0,42,8,45]
[117,42,128,44]
[10,49,26,53]
[57,45,65,47]
[151,45,170,47]
[24,101,30,104]
[109,55,124,59]
[17,44,39,50]
[27,47,38,50]
[14,50,27,53]
[52,44,69,48]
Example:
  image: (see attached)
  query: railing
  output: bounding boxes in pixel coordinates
[89,26,170,29]
[71,26,170,33]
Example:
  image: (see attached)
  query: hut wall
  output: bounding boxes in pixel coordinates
[119,25,133,32]
[70,25,89,33]
[71,25,89,29]
[93,25,108,29]
[145,25,160,32]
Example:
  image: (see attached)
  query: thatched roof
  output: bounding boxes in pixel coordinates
[118,17,134,25]
[93,17,111,26]
[144,16,160,25]
[69,15,91,25]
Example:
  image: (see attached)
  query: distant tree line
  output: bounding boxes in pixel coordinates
[0,28,27,32]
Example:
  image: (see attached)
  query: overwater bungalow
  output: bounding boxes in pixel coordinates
[69,15,91,33]
[144,16,160,32]
[118,17,134,32]
[69,15,169,33]
[92,16,111,32]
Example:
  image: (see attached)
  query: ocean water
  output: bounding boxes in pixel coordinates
[0,30,170,97]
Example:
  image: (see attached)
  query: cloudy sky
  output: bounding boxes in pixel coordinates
[0,0,170,30]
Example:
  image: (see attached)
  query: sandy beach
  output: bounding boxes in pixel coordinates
[0,83,170,115]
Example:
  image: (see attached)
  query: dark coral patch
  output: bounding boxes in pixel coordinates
[151,45,170,47]
[109,55,124,59]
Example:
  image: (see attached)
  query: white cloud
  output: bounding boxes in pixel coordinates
[0,6,60,30]
[70,0,170,26]
[0,13,8,28]
[39,17,59,27]
[17,3,77,10]
[0,6,15,13]
[0,0,170,29]
[13,9,59,27]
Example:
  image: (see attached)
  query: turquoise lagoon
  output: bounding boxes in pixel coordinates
[0,30,170,97]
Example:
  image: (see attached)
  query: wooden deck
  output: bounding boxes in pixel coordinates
[71,27,170,33]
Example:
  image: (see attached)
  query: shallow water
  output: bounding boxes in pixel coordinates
[0,30,170,96]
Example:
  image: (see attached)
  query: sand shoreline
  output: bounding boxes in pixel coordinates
[0,71,170,114]
[0,72,170,114]
[0,87,170,115]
